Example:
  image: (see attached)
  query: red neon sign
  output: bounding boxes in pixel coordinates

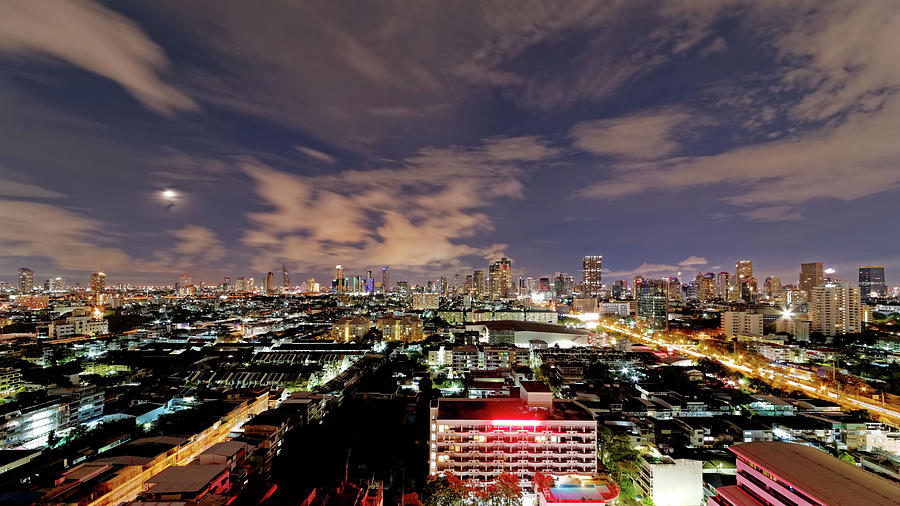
[491,419,543,426]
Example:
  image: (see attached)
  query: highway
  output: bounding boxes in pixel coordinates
[599,322,900,428]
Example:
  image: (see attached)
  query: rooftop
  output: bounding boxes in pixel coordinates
[731,442,900,505]
[146,464,228,494]
[435,398,593,422]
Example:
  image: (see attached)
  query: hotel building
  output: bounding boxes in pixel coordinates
[429,382,596,486]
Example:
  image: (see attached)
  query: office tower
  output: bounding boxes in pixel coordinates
[763,276,782,299]
[736,260,753,281]
[859,266,887,300]
[554,273,574,300]
[381,266,391,293]
[637,279,668,331]
[691,273,714,302]
[439,275,448,295]
[740,276,758,302]
[668,276,684,302]
[464,274,473,295]
[538,277,551,295]
[799,262,823,293]
[612,280,626,299]
[473,269,485,298]
[17,267,34,293]
[334,265,344,293]
[89,272,106,292]
[809,281,861,337]
[708,442,898,506]
[282,265,289,289]
[488,257,512,299]
[582,255,603,297]
[178,273,191,296]
[633,275,645,298]
[265,271,275,295]
[396,281,410,295]
[715,272,730,299]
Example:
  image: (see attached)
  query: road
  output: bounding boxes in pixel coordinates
[599,322,900,428]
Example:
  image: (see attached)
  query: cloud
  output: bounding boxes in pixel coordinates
[0,171,64,199]
[171,225,224,263]
[698,36,728,57]
[678,256,708,267]
[294,146,337,164]
[0,0,195,114]
[241,135,558,272]
[570,108,692,160]
[575,1,900,219]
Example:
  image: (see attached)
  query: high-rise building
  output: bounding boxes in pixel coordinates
[668,276,684,302]
[763,276,782,299]
[582,255,602,297]
[538,276,551,295]
[265,271,275,296]
[90,272,106,292]
[381,266,391,294]
[612,279,626,299]
[799,262,823,294]
[633,275,645,298]
[365,271,375,294]
[637,279,668,331]
[178,273,191,296]
[715,272,731,299]
[736,260,753,280]
[693,273,715,302]
[46,276,67,293]
[721,311,764,338]
[554,273,574,300]
[809,281,861,337]
[859,266,886,300]
[473,269,485,298]
[281,265,290,290]
[488,257,512,299]
[17,267,34,294]
[334,265,344,293]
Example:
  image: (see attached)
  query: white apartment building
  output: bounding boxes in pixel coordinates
[809,282,862,337]
[429,382,597,485]
[635,454,703,506]
[721,311,763,339]
[46,308,109,338]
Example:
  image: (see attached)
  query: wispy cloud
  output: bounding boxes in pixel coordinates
[0,0,196,114]
[294,146,337,164]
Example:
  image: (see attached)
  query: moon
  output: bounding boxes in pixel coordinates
[162,189,177,199]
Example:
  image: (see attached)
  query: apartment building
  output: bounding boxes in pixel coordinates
[429,382,596,486]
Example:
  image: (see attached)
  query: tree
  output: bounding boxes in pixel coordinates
[597,426,641,500]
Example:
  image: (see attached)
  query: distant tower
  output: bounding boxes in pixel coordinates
[282,264,290,289]
[489,257,512,299]
[473,270,485,298]
[799,262,823,294]
[90,272,106,292]
[381,266,391,293]
[335,265,345,293]
[859,266,887,300]
[582,255,603,297]
[17,267,34,294]
[178,273,192,296]
[266,271,275,296]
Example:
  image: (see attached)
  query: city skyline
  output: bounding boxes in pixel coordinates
[2,2,900,286]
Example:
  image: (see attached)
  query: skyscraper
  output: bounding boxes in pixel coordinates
[809,282,861,337]
[265,271,275,296]
[764,276,782,299]
[178,273,191,296]
[859,266,887,300]
[582,255,602,297]
[282,264,290,289]
[17,267,34,293]
[89,272,106,292]
[612,280,626,299]
[799,262,823,293]
[637,279,668,331]
[335,265,344,293]
[736,260,753,281]
[381,266,391,293]
[715,272,731,299]
[473,269,485,298]
[489,257,512,299]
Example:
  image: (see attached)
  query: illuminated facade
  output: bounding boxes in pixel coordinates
[721,311,763,339]
[381,266,391,293]
[18,267,34,294]
[90,271,106,292]
[429,384,597,486]
[335,265,345,293]
[47,307,109,338]
[412,292,439,310]
[376,314,424,341]
[809,282,862,337]
[859,265,887,300]
[489,257,513,300]
[581,256,602,297]
[331,315,371,342]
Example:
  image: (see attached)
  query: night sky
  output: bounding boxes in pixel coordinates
[1,1,898,286]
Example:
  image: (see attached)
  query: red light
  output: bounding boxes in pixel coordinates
[491,419,543,426]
